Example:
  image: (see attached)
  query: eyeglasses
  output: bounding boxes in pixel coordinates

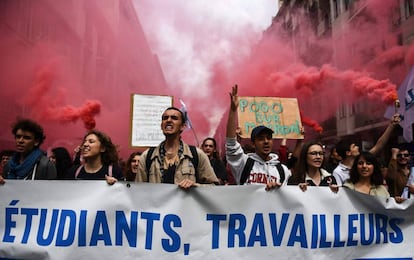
[397,154,410,158]
[308,151,325,156]
[203,144,214,148]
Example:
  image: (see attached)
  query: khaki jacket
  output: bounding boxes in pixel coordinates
[136,142,218,185]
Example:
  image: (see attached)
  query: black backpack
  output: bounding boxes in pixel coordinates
[145,145,199,182]
[239,157,285,185]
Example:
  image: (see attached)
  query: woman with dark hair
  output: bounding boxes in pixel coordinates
[288,140,337,192]
[49,147,73,179]
[201,137,227,185]
[66,130,123,184]
[125,151,141,182]
[343,152,389,197]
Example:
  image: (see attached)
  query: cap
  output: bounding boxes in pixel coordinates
[250,126,274,141]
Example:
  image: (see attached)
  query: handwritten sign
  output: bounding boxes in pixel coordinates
[130,94,173,147]
[238,97,303,139]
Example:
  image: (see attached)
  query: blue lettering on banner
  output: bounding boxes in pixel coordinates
[1,200,187,254]
[269,213,289,246]
[1,200,406,254]
[162,214,181,252]
[205,212,404,250]
[56,210,76,246]
[115,211,138,247]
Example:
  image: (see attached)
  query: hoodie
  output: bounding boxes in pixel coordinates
[226,137,291,185]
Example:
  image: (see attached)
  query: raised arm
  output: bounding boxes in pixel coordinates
[226,85,239,138]
[369,114,400,155]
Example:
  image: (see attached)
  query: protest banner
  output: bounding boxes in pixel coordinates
[238,97,303,139]
[130,94,173,147]
[1,181,413,259]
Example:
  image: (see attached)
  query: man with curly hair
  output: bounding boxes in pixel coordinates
[0,119,56,184]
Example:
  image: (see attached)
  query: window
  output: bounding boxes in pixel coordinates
[333,0,339,18]
[405,0,414,18]
[344,0,350,11]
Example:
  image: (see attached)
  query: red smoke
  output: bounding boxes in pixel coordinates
[60,101,101,130]
[1,0,413,158]
[147,0,411,150]
[21,63,101,130]
[301,113,323,134]
[203,0,408,143]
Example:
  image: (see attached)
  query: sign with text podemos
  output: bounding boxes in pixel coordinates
[130,94,173,147]
[238,96,303,139]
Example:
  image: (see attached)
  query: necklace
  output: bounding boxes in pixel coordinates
[164,154,178,167]
[160,140,184,172]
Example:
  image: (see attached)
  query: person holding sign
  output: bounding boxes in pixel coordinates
[225,85,291,190]
[136,107,218,188]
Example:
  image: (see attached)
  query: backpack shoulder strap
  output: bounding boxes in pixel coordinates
[240,157,255,185]
[276,163,285,183]
[31,155,50,180]
[145,147,156,182]
[75,165,83,179]
[189,145,199,183]
[108,164,113,177]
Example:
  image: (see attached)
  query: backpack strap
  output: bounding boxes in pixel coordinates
[240,158,285,185]
[240,157,254,185]
[188,145,199,183]
[276,163,285,184]
[108,165,113,177]
[27,155,49,180]
[75,165,83,179]
[145,147,156,182]
[30,163,38,180]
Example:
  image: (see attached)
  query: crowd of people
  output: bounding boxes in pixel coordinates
[0,85,413,203]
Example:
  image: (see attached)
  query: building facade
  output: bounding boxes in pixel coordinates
[0,0,167,158]
[267,0,414,151]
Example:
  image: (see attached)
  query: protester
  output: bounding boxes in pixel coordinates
[49,147,73,180]
[386,144,413,202]
[125,151,141,182]
[343,152,390,197]
[333,113,400,186]
[0,119,56,184]
[324,146,341,173]
[288,140,338,192]
[225,85,291,190]
[278,128,305,171]
[201,137,228,185]
[136,107,218,188]
[66,130,123,184]
[0,150,14,178]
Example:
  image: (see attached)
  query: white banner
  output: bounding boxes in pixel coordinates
[0,181,414,260]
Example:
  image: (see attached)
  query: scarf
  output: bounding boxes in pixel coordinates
[7,148,43,179]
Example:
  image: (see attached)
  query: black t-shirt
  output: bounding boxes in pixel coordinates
[210,158,227,181]
[67,164,123,180]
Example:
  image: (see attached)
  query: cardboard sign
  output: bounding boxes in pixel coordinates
[130,94,173,147]
[238,96,303,139]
